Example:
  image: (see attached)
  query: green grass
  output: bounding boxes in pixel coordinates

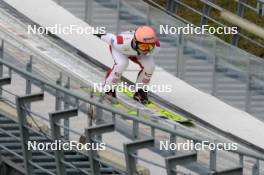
[147,0,264,58]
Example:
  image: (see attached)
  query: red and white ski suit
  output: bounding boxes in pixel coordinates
[101,31,160,87]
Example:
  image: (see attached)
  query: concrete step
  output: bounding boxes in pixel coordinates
[184,72,213,77]
[36,161,90,169]
[0,123,19,130]
[1,148,77,157]
[0,130,42,137]
[93,13,117,18]
[215,91,247,96]
[0,116,16,124]
[0,142,22,149]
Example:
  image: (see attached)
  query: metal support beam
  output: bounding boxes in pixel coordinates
[0,77,11,86]
[16,93,44,175]
[210,147,217,171]
[55,73,62,111]
[26,57,33,109]
[200,0,213,26]
[169,125,177,155]
[252,160,260,175]
[239,154,244,167]
[258,0,264,16]
[166,0,179,14]
[0,79,10,112]
[124,138,154,175]
[0,40,4,96]
[146,5,151,25]
[132,109,139,139]
[213,167,243,175]
[49,108,78,175]
[231,0,246,46]
[245,60,252,112]
[26,57,32,95]
[165,152,197,175]
[176,33,185,79]
[151,126,155,137]
[132,109,140,165]
[50,108,78,120]
[64,77,70,140]
[0,150,6,175]
[0,151,7,175]
[95,93,104,141]
[116,0,121,35]
[85,0,94,24]
[85,123,115,175]
[0,150,2,163]
[211,43,217,96]
[86,123,115,136]
[17,93,44,104]
[111,112,116,124]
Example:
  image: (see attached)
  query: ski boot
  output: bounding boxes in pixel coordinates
[105,89,116,98]
[104,89,118,104]
[133,89,150,105]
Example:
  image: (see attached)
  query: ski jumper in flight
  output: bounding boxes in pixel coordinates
[95,26,160,104]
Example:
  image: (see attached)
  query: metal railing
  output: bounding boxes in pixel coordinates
[0,1,263,173]
[259,0,264,15]
[0,38,263,174]
[164,0,264,47]
[0,53,196,175]
[0,38,196,174]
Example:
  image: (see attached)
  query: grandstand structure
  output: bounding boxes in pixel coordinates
[165,0,264,47]
[0,0,263,175]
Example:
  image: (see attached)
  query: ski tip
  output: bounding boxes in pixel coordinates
[158,116,193,126]
[178,120,194,127]
[145,103,157,108]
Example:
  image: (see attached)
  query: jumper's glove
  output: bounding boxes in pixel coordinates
[93,33,106,39]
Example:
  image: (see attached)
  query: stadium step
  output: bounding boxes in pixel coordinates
[0,111,120,175]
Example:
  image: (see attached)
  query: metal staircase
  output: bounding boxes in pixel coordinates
[0,59,249,175]
[0,111,121,175]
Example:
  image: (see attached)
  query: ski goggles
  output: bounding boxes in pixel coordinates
[137,42,155,52]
